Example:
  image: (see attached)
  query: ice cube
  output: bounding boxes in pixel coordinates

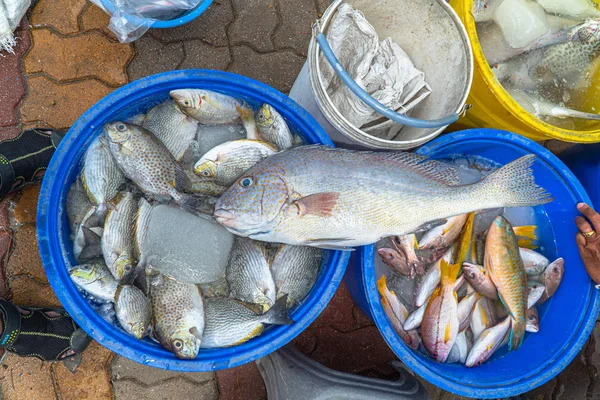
[494,0,550,49]
[537,0,600,19]
[197,124,246,156]
[140,204,235,284]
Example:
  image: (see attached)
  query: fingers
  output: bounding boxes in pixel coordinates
[576,232,587,248]
[575,216,594,235]
[578,203,600,231]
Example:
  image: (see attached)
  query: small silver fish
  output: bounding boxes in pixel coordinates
[470,297,497,341]
[377,276,420,350]
[418,214,468,250]
[463,262,498,300]
[81,136,125,224]
[538,258,564,304]
[446,331,471,364]
[141,100,199,162]
[170,89,259,139]
[415,247,454,307]
[271,244,322,308]
[226,238,276,312]
[102,191,137,280]
[527,282,545,309]
[404,303,426,331]
[520,247,550,276]
[194,140,277,186]
[526,306,540,333]
[151,275,205,359]
[458,292,480,333]
[115,274,151,340]
[377,247,413,278]
[201,295,292,348]
[256,104,293,151]
[392,234,425,276]
[66,178,93,234]
[509,88,600,122]
[466,317,511,367]
[69,259,118,302]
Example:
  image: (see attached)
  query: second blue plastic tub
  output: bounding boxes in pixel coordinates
[559,144,600,210]
[36,70,350,372]
[99,0,213,29]
[345,129,599,398]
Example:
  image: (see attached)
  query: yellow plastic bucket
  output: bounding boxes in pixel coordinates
[449,0,600,143]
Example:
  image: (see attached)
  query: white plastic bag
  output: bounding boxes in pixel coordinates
[90,0,203,43]
[0,0,32,53]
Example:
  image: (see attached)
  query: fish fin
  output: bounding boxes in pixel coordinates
[472,155,553,208]
[77,243,102,261]
[509,317,525,351]
[514,225,539,249]
[84,204,107,228]
[444,320,453,343]
[189,327,203,340]
[382,152,462,186]
[376,275,388,297]
[293,192,340,217]
[304,239,354,251]
[440,259,461,283]
[414,219,447,234]
[176,193,217,217]
[264,295,293,325]
[81,226,101,245]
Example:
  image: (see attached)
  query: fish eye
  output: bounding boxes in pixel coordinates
[173,340,183,349]
[183,100,191,106]
[529,315,536,321]
[240,177,254,188]
[470,272,476,278]
[202,170,210,176]
[116,123,127,132]
[125,265,132,272]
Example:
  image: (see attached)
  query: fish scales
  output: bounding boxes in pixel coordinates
[215,146,551,248]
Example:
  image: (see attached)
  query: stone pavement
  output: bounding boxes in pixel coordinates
[0,0,590,399]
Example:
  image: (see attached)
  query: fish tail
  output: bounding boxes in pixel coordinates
[509,317,525,351]
[471,155,553,208]
[440,259,460,283]
[236,103,259,140]
[85,204,107,228]
[376,275,388,296]
[264,295,293,325]
[176,192,217,216]
[514,225,539,249]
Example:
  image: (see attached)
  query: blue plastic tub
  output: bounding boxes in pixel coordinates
[559,144,600,210]
[99,0,213,29]
[36,70,350,372]
[345,129,600,398]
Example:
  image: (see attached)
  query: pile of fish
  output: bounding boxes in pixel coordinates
[66,89,323,359]
[376,211,564,367]
[475,0,600,129]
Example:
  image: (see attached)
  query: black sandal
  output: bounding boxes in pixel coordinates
[0,129,65,198]
[0,299,91,362]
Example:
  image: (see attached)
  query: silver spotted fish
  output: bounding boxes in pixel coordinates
[115,275,152,340]
[256,104,293,151]
[201,295,292,348]
[150,275,204,359]
[271,244,322,308]
[102,191,137,280]
[215,146,552,249]
[226,237,276,312]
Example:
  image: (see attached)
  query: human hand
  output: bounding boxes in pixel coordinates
[575,203,600,285]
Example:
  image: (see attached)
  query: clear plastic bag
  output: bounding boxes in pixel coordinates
[90,0,203,43]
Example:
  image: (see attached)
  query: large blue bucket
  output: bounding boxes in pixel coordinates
[36,70,350,372]
[559,144,600,210]
[345,129,600,398]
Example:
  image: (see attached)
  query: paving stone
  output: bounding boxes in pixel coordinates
[10,276,61,307]
[150,0,233,47]
[79,3,119,41]
[353,305,373,329]
[0,193,16,229]
[0,23,30,128]
[312,281,357,333]
[526,377,557,400]
[294,326,317,356]
[114,377,218,399]
[0,353,56,400]
[0,127,21,141]
[180,41,231,70]
[229,46,305,94]
[555,350,590,400]
[111,355,215,385]
[24,29,132,87]
[418,377,444,400]
[30,0,88,35]
[216,362,267,400]
[273,0,317,56]
[316,0,332,15]
[7,225,46,283]
[128,36,185,81]
[545,139,575,155]
[20,76,113,130]
[311,325,396,374]
[13,184,40,224]
[54,341,113,400]
[0,230,13,300]
[228,0,278,52]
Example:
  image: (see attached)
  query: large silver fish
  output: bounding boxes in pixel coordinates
[150,275,204,359]
[102,191,137,280]
[81,136,125,224]
[271,244,322,308]
[201,296,292,348]
[226,238,276,312]
[141,100,199,162]
[105,122,212,214]
[214,146,552,249]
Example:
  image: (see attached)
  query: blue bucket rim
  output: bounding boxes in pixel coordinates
[99,0,213,29]
[360,128,600,398]
[36,69,350,371]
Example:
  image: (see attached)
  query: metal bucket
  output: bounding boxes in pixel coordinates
[289,0,474,150]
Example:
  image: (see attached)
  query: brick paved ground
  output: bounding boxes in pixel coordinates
[0,0,590,398]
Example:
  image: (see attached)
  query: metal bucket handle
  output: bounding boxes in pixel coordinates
[313,19,469,129]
